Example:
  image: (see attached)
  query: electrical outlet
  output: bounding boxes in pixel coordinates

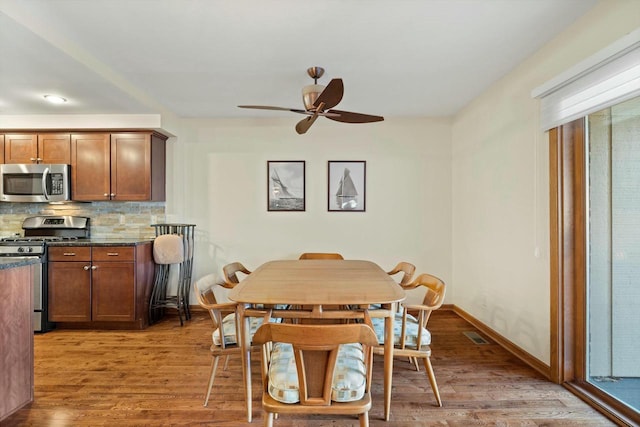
[119,214,126,225]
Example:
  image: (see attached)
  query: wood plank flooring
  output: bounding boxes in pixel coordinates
[4,310,615,426]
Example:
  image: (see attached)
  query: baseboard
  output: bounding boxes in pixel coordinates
[443,304,551,381]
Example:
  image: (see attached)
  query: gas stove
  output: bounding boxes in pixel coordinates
[0,216,89,256]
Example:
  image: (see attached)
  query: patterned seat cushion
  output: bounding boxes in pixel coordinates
[212,313,265,347]
[370,311,431,348]
[267,342,367,404]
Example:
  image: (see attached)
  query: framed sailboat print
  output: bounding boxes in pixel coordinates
[328,161,366,212]
[267,161,305,211]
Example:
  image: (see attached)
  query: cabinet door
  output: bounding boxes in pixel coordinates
[71,133,111,201]
[38,133,71,164]
[0,134,5,163]
[48,261,92,322]
[4,134,38,163]
[110,133,151,201]
[91,261,135,322]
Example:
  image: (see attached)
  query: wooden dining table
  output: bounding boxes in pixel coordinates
[228,259,405,422]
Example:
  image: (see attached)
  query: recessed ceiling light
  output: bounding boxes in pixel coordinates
[44,95,67,104]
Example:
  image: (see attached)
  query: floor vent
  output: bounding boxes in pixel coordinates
[463,331,490,345]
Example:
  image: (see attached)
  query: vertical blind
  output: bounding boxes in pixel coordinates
[532,28,640,131]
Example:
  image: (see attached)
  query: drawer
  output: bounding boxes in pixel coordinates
[92,246,134,262]
[48,246,91,261]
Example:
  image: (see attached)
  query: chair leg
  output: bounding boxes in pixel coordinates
[359,412,369,427]
[264,411,274,427]
[223,355,230,370]
[204,355,220,407]
[422,356,442,407]
[412,357,420,371]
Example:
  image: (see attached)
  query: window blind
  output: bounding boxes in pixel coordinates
[532,28,640,131]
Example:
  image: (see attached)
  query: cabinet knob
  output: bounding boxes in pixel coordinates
[63,252,76,256]
[30,157,37,162]
[83,265,90,270]
[110,193,115,197]
[91,265,98,270]
[104,193,109,197]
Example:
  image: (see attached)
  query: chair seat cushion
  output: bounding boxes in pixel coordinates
[267,342,367,404]
[212,313,264,346]
[371,312,431,348]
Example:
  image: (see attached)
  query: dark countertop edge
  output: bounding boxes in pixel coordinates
[0,257,42,270]
[46,238,154,247]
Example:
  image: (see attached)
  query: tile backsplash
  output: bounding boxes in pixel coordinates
[0,201,165,238]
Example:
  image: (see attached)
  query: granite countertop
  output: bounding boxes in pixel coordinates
[47,238,154,247]
[0,257,42,270]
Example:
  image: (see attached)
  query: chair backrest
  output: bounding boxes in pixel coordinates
[193,277,237,349]
[298,252,344,260]
[223,262,252,284]
[387,261,416,286]
[253,322,378,406]
[402,273,446,326]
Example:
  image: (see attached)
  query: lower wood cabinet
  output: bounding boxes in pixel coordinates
[0,264,34,422]
[47,243,154,329]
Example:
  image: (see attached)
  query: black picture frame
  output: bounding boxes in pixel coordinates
[328,161,366,212]
[267,161,305,211]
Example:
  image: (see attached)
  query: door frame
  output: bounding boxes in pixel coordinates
[549,119,639,426]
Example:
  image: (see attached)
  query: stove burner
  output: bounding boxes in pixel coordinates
[0,236,79,243]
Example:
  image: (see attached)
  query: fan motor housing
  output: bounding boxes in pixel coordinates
[302,84,325,110]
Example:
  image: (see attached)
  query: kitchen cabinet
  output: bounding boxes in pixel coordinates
[0,263,34,422]
[47,242,154,329]
[0,134,4,163]
[71,132,166,201]
[3,133,71,164]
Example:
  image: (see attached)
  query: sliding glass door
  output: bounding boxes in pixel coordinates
[586,96,640,413]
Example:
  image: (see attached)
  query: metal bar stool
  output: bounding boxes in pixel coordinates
[149,223,196,325]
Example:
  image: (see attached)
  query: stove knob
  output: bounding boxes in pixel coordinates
[17,247,24,253]
[26,246,33,253]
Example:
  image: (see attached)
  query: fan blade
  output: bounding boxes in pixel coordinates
[295,112,320,134]
[325,109,384,123]
[313,79,343,110]
[238,105,308,114]
[238,105,340,118]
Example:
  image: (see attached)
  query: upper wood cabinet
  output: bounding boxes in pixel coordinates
[0,135,4,163]
[71,132,166,201]
[4,133,71,164]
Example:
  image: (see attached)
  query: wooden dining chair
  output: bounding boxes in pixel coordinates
[369,273,446,407]
[194,275,269,407]
[298,252,344,260]
[223,261,252,284]
[253,322,379,426]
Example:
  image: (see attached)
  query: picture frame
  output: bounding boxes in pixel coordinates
[328,161,366,212]
[267,161,305,211]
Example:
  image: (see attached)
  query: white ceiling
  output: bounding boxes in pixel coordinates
[0,0,598,120]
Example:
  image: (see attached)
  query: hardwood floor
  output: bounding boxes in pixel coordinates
[4,310,614,426]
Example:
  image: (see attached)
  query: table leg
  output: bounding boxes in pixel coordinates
[237,305,252,422]
[384,302,395,421]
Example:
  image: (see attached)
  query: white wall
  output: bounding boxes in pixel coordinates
[451,0,640,364]
[166,117,452,305]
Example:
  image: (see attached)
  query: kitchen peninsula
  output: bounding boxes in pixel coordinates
[0,258,39,422]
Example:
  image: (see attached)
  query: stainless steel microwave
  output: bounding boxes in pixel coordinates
[0,164,71,202]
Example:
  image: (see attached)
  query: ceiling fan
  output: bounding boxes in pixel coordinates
[238,67,384,134]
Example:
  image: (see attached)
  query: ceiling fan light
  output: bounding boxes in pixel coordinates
[302,84,325,110]
[44,95,67,104]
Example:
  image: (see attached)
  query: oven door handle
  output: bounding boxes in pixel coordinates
[42,167,50,201]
